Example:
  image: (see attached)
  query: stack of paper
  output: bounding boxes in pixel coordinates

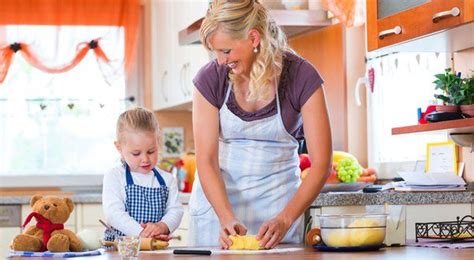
[389,172,466,192]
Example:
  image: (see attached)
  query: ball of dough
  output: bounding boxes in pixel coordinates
[324,229,351,247]
[348,218,385,246]
[229,235,262,250]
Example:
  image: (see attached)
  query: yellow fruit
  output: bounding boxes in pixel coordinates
[332,151,358,165]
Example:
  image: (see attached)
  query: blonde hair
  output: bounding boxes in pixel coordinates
[116,107,160,142]
[201,0,290,101]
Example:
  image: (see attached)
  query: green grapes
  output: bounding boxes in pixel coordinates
[336,158,363,183]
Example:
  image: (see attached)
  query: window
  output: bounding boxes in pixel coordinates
[0,26,127,176]
[367,52,449,177]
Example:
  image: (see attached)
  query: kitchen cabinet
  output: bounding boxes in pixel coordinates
[76,204,105,235]
[151,0,209,111]
[405,203,471,240]
[169,204,189,247]
[367,0,474,52]
[0,227,20,258]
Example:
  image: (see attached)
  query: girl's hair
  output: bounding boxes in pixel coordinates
[201,0,290,101]
[116,107,160,142]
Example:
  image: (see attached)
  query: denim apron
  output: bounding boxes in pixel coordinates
[104,163,169,241]
[188,83,303,246]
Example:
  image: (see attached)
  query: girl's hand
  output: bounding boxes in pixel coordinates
[219,219,247,249]
[139,222,169,238]
[256,214,292,249]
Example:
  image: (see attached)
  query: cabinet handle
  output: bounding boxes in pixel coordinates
[432,7,460,23]
[180,64,187,97]
[161,70,168,102]
[184,62,191,96]
[378,26,402,40]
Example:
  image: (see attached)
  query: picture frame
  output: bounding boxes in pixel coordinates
[425,141,458,174]
[162,127,184,158]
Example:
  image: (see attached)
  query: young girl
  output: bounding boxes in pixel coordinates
[102,107,183,241]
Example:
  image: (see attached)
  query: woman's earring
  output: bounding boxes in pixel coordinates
[253,47,258,53]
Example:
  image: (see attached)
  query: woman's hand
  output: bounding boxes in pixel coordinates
[219,219,247,249]
[139,222,169,238]
[256,214,292,249]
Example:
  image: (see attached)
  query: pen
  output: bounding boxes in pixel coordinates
[173,249,212,255]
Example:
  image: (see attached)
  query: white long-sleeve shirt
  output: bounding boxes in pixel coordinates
[102,164,184,236]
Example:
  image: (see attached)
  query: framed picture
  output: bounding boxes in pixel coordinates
[425,141,458,174]
[162,127,184,158]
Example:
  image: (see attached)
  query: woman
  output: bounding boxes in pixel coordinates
[189,0,332,249]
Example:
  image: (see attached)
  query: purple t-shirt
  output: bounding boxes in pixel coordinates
[193,51,324,140]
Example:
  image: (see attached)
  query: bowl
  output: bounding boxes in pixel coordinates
[319,214,387,248]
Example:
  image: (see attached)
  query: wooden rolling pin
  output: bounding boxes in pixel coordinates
[305,228,322,245]
[102,238,169,250]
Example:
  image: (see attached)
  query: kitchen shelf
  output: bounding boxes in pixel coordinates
[179,10,332,45]
[392,118,474,135]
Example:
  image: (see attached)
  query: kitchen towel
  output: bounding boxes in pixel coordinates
[407,239,474,249]
[7,249,103,258]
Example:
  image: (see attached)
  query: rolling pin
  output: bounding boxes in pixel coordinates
[305,228,321,245]
[102,237,169,250]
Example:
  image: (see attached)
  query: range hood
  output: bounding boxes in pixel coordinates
[179,10,332,45]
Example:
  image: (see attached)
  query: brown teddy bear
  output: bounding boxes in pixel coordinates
[11,195,83,252]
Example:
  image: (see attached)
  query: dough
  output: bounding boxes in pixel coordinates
[325,230,351,247]
[348,219,385,246]
[323,218,385,247]
[229,235,262,250]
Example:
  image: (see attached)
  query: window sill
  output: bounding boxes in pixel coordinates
[0,175,103,189]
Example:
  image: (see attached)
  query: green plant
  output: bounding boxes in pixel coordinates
[433,68,463,105]
[461,76,474,105]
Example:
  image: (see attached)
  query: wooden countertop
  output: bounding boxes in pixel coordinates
[9,246,474,259]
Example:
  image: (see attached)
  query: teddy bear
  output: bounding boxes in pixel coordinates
[11,195,83,252]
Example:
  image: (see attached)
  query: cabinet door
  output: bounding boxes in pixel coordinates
[367,0,472,51]
[0,227,20,258]
[430,0,468,33]
[152,0,172,110]
[169,228,188,247]
[367,0,433,51]
[169,205,189,247]
[170,1,209,108]
[76,204,105,236]
[406,204,471,241]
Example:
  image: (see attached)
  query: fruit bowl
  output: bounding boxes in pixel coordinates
[319,214,387,248]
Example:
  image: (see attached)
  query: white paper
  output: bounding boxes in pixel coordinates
[397,171,466,186]
[427,144,456,173]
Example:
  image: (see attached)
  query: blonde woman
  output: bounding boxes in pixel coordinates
[190,0,332,249]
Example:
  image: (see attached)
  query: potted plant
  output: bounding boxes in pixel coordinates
[460,75,474,116]
[433,68,463,112]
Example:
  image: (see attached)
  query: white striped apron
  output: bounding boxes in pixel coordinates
[188,83,303,246]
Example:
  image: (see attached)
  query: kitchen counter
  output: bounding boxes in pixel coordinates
[0,190,472,206]
[8,246,474,259]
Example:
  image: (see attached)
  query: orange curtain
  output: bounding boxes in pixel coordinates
[322,0,366,27]
[0,0,139,83]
